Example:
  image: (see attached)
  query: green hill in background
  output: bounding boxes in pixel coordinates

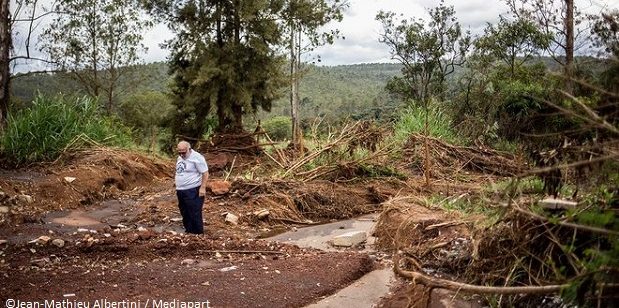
[10,62,403,123]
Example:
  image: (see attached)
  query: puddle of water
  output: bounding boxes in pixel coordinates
[0,170,47,182]
[43,199,137,229]
[47,210,102,227]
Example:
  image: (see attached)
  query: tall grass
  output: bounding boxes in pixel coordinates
[392,105,461,145]
[1,95,132,165]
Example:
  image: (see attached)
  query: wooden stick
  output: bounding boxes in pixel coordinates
[513,205,619,236]
[393,254,567,295]
[207,250,286,255]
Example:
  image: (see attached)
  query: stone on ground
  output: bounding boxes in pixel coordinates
[207,180,232,195]
[332,231,367,247]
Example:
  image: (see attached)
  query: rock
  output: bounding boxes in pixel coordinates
[332,231,367,247]
[16,194,34,204]
[207,180,232,195]
[224,213,239,225]
[64,177,76,183]
[30,236,52,245]
[219,265,238,272]
[138,231,154,240]
[205,153,230,171]
[51,239,65,248]
[0,206,9,214]
[31,257,50,267]
[77,228,90,233]
[539,198,577,210]
[181,258,197,265]
[137,226,148,232]
[170,217,183,222]
[253,209,270,220]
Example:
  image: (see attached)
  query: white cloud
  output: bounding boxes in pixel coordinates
[310,0,507,66]
[140,23,173,63]
[11,0,619,72]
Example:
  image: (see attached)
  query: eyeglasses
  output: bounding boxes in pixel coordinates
[178,151,187,155]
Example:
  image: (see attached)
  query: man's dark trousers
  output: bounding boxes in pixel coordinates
[176,186,204,234]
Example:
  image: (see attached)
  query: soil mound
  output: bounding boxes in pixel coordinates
[0,148,172,224]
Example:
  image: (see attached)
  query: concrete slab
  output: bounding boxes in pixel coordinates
[332,231,367,247]
[305,268,395,308]
[268,214,377,251]
[539,198,577,210]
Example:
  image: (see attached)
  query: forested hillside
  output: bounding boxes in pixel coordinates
[10,62,403,123]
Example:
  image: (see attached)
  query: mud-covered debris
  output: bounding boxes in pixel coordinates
[0,206,8,214]
[30,236,52,245]
[181,258,197,265]
[51,239,65,248]
[64,177,76,183]
[0,239,7,245]
[16,194,34,204]
[31,257,50,267]
[253,209,270,220]
[220,265,238,272]
[225,213,239,225]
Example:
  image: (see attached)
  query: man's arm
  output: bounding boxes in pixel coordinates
[199,171,209,197]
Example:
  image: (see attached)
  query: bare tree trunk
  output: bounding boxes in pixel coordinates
[290,20,301,149]
[565,0,574,94]
[0,0,10,129]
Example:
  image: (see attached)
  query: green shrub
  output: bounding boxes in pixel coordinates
[393,104,461,145]
[262,116,291,141]
[1,95,132,165]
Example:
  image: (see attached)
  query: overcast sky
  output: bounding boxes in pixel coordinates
[140,0,618,66]
[12,0,619,72]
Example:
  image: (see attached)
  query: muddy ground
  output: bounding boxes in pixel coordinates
[0,147,502,307]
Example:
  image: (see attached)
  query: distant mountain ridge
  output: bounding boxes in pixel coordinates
[10,62,404,122]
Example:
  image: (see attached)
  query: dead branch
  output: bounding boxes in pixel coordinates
[393,253,568,295]
[404,134,523,177]
[517,154,619,178]
[559,89,619,135]
[210,250,285,255]
[424,221,465,231]
[512,204,619,236]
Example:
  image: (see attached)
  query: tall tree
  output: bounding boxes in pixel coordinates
[0,0,9,127]
[147,0,287,138]
[590,10,619,58]
[1,0,57,128]
[376,0,470,103]
[475,17,551,78]
[506,0,580,93]
[41,0,151,114]
[377,0,470,186]
[282,0,346,149]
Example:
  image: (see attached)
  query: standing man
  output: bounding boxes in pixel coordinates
[175,141,209,234]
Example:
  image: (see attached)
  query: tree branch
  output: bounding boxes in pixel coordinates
[393,254,568,295]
